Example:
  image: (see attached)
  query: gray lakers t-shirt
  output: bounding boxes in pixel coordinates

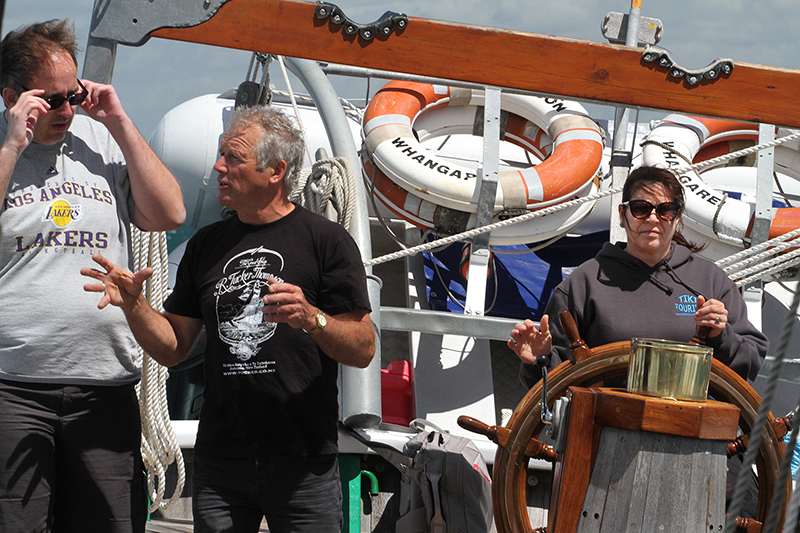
[0,113,141,384]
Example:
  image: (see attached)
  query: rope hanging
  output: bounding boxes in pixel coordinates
[276,55,314,164]
[273,55,360,228]
[131,227,186,513]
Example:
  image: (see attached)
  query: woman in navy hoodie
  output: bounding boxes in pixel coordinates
[510,165,768,388]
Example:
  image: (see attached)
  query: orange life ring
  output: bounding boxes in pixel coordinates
[362,81,604,244]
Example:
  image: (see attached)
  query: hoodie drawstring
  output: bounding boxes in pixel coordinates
[664,262,704,298]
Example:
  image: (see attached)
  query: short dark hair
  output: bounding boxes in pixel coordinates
[0,19,79,91]
[623,165,705,252]
[622,165,685,212]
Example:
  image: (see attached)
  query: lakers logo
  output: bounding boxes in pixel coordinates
[44,199,82,227]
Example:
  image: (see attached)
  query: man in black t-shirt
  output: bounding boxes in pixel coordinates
[82,105,375,533]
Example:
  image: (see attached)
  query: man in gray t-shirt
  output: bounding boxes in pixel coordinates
[0,19,185,532]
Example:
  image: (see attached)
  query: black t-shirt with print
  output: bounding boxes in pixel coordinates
[165,205,371,457]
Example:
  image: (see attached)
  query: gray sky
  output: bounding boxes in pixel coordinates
[3,0,799,138]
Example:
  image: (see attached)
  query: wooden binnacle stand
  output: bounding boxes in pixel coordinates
[547,386,739,532]
[459,310,792,533]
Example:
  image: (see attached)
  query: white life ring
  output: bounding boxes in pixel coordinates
[362,81,604,245]
[641,114,800,248]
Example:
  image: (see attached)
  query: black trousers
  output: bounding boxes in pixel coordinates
[0,379,146,533]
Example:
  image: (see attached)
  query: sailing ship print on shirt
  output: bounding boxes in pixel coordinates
[215,246,284,361]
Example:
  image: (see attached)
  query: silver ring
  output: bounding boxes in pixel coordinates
[715,315,721,324]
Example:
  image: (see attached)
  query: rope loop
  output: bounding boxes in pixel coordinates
[131,227,186,513]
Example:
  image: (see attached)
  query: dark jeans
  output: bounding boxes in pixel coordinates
[192,452,342,533]
[0,379,146,533]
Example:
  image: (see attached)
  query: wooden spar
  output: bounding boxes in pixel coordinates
[149,0,800,128]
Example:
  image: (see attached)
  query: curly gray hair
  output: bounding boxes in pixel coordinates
[226,105,306,195]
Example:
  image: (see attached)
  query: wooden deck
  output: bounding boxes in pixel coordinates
[146,517,270,532]
[146,518,196,533]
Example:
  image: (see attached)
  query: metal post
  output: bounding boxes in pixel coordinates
[81,36,117,83]
[338,454,362,533]
[464,87,502,316]
[284,58,382,429]
[752,124,775,244]
[744,124,776,334]
[609,1,644,245]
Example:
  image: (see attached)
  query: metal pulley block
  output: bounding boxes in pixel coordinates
[235,80,263,108]
[236,53,273,108]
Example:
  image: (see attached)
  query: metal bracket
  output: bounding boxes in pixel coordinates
[549,397,570,454]
[89,0,232,46]
[751,123,776,245]
[315,2,408,41]
[463,87,501,317]
[538,354,553,427]
[601,12,663,47]
[642,46,734,85]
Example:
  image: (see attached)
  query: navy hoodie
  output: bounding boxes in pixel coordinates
[521,242,768,387]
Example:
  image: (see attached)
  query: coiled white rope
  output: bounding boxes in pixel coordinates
[131,227,185,513]
[290,156,358,230]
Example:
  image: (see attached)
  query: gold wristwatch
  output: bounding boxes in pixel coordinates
[303,310,327,336]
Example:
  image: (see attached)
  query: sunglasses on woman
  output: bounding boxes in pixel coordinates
[20,78,89,110]
[621,199,680,221]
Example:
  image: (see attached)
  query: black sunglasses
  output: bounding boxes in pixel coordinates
[622,199,680,221]
[20,78,88,110]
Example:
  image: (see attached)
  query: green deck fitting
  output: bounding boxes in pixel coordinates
[338,454,380,533]
[339,454,362,533]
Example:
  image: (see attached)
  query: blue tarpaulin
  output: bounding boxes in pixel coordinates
[424,231,610,321]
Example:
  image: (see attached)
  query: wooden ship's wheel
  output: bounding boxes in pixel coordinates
[461,311,791,533]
